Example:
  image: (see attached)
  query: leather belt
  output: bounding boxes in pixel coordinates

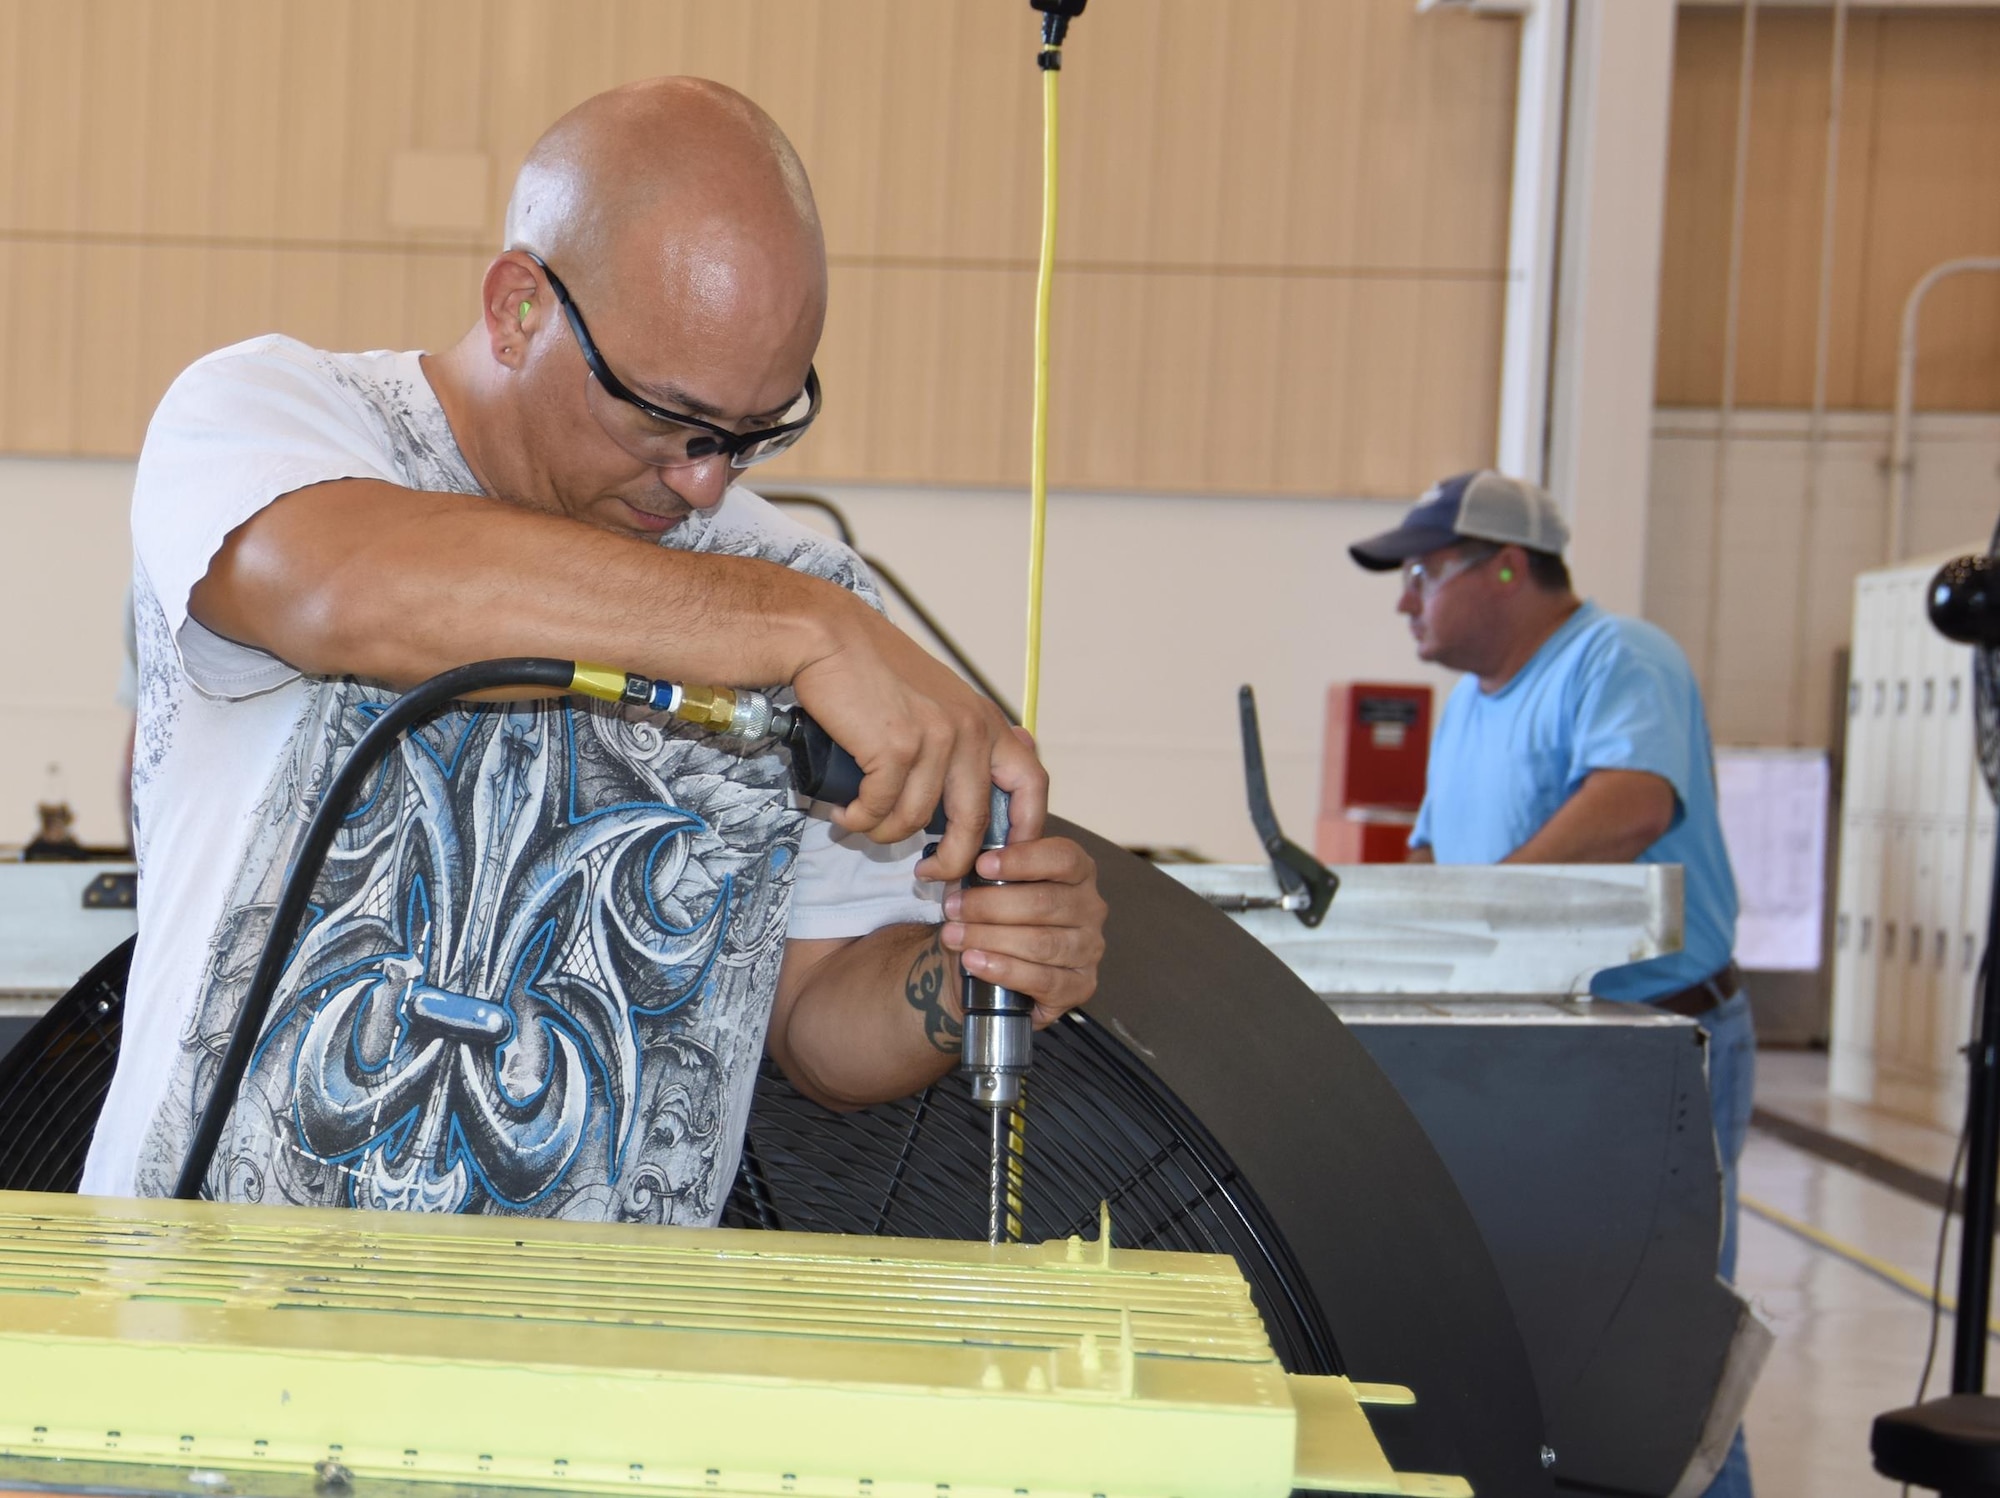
[1648,960,1744,1019]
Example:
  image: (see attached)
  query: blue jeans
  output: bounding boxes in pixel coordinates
[1697,988,1757,1498]
[1703,989,1757,1284]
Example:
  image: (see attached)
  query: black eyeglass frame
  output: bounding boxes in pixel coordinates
[520,251,820,468]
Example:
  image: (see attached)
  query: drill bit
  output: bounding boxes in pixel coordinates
[987,1105,1012,1245]
[958,785,1032,1245]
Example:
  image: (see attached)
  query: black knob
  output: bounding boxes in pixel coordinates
[1929,555,2000,646]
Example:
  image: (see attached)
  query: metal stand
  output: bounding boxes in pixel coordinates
[1954,825,2000,1393]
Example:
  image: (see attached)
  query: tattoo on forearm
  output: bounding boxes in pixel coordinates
[905,931,961,1055]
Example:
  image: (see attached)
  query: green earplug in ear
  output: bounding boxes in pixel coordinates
[519,300,532,322]
[1499,567,1515,583]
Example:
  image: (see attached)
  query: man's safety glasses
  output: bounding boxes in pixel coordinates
[1400,545,1499,602]
[522,251,820,471]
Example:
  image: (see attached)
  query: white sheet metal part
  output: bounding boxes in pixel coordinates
[0,862,135,1014]
[1163,862,1682,997]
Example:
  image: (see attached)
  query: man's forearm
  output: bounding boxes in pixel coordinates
[769,924,966,1112]
[1504,769,1675,864]
[193,479,850,689]
[192,476,1049,876]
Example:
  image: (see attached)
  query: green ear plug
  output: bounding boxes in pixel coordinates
[520,301,532,321]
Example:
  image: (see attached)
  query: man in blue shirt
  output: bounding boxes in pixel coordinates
[1352,470,1754,1498]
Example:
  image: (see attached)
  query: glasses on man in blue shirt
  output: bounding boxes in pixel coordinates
[1401,544,1499,602]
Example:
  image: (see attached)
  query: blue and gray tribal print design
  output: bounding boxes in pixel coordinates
[135,694,802,1222]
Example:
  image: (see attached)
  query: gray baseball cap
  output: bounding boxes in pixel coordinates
[1349,470,1570,571]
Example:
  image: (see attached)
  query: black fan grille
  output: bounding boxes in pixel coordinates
[0,937,131,1194]
[723,1010,1340,1377]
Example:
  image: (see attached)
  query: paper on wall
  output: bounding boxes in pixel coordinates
[1715,748,1829,972]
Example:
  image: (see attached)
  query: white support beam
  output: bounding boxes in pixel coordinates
[1493,0,1569,485]
[1544,0,1679,615]
[1488,0,1678,612]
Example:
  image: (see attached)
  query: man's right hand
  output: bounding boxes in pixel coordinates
[792,603,1046,882]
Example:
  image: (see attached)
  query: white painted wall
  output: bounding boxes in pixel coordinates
[0,458,135,849]
[1647,409,2000,749]
[0,456,1459,863]
[772,482,1460,861]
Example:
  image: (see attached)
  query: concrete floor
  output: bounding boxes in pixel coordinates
[1741,1049,1968,1496]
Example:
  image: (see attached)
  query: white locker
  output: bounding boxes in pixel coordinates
[1916,614,1962,821]
[1829,807,1866,1063]
[1888,575,1927,821]
[1865,579,1898,818]
[1940,647,1977,826]
[1878,819,1916,1069]
[1847,576,1888,817]
[1830,813,1883,1104]
[1911,822,1944,1080]
[1831,545,1990,1119]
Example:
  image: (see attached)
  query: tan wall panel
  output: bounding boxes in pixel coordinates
[334,253,410,359]
[0,7,20,230]
[269,250,350,365]
[404,251,491,358]
[211,3,288,240]
[872,3,963,263]
[3,0,1516,496]
[193,246,282,374]
[1659,8,2000,413]
[936,5,1038,264]
[1851,15,2000,413]
[340,0,422,242]
[1214,3,1307,270]
[274,2,358,242]
[70,242,146,456]
[7,2,89,234]
[803,4,894,262]
[134,246,224,447]
[865,265,952,481]
[3,239,79,452]
[767,266,1506,496]
[1130,2,1234,268]
[79,2,156,237]
[1045,270,1147,489]
[414,0,489,156]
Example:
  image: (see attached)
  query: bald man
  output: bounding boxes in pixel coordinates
[84,79,1105,1221]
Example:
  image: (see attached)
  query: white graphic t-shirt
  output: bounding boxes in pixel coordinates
[82,335,937,1223]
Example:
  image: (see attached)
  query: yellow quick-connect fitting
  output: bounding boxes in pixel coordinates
[568,663,630,704]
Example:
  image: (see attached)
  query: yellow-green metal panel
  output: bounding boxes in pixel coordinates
[0,1192,1466,1497]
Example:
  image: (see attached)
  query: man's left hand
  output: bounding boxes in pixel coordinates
[942,836,1106,1027]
